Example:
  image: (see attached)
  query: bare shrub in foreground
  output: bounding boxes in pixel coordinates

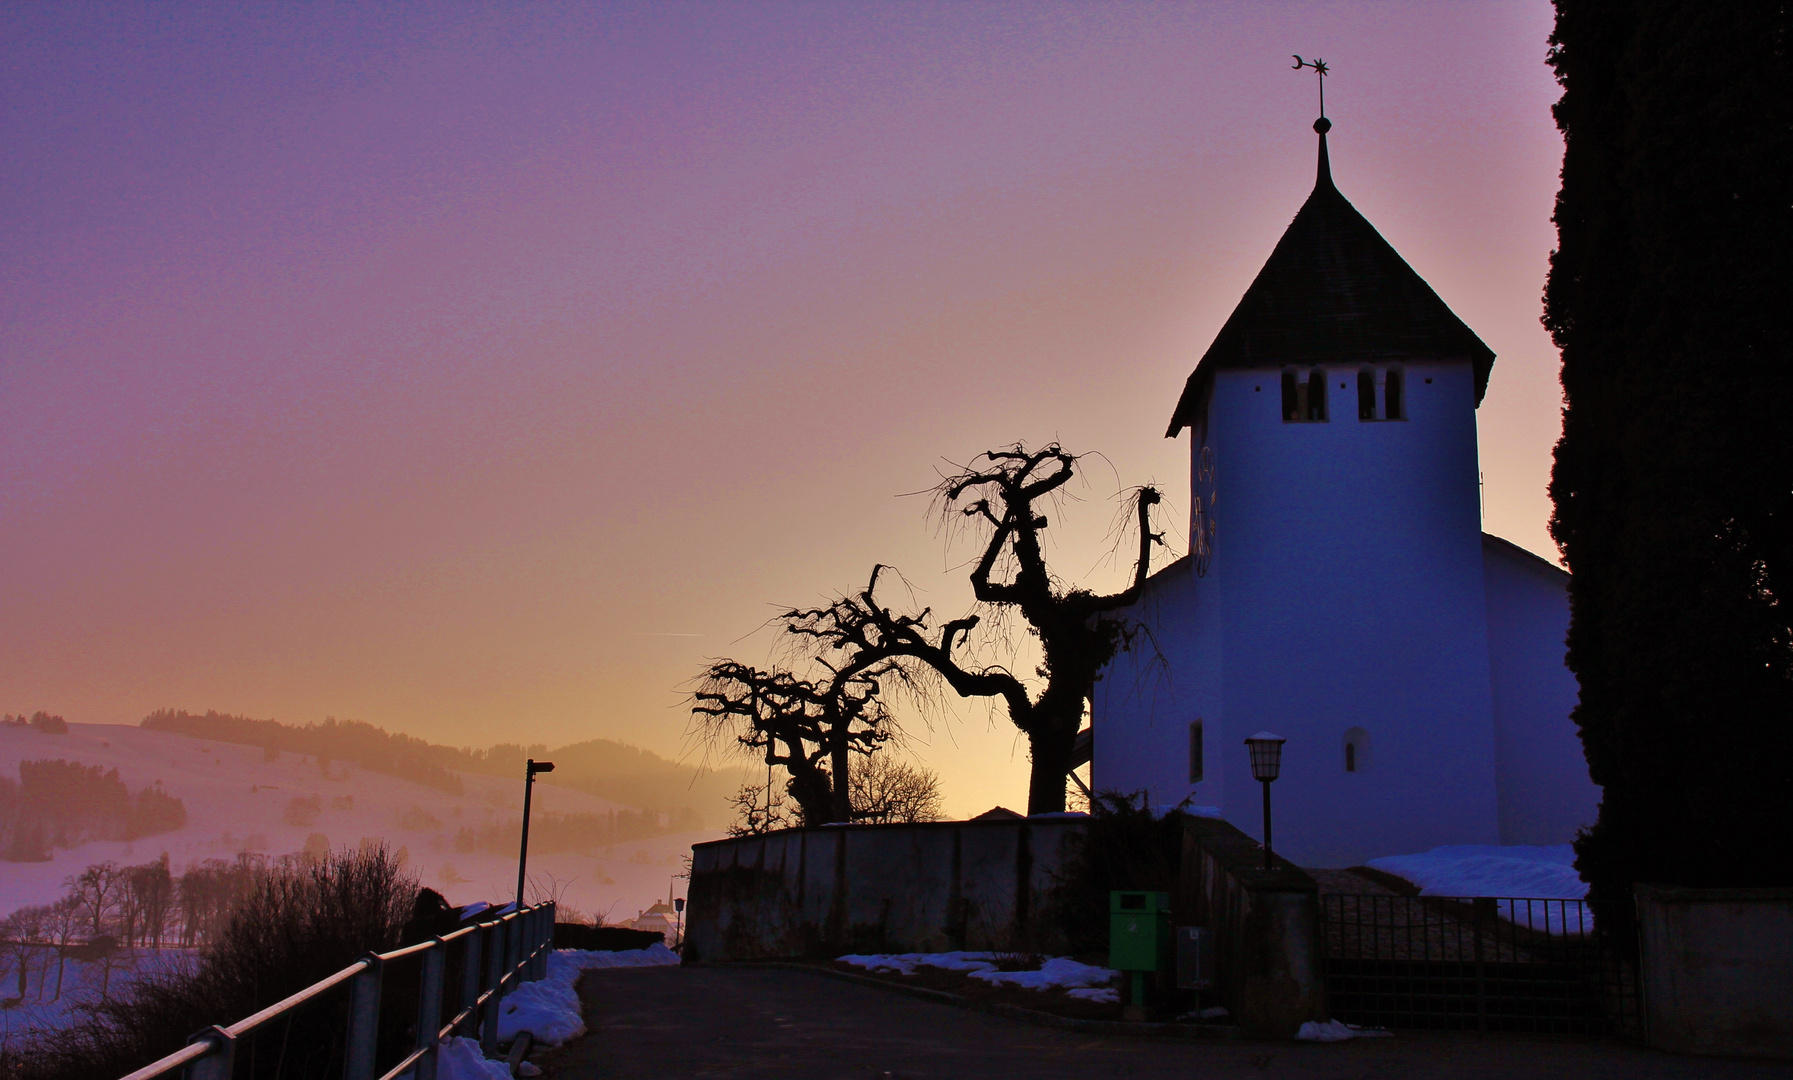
[13,845,416,1080]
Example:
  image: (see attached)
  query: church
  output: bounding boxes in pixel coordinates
[1090,118,1599,868]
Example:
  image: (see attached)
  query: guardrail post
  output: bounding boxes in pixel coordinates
[186,1025,235,1080]
[413,938,446,1080]
[343,955,383,1080]
[480,918,505,1056]
[506,913,522,985]
[534,903,553,980]
[458,924,483,1036]
[527,906,542,981]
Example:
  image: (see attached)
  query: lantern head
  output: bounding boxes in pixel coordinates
[1244,732,1287,782]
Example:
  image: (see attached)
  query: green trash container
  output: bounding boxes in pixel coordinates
[1109,891,1171,1009]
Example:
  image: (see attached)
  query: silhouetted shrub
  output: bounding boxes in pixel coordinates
[16,845,417,1080]
[1049,792,1185,957]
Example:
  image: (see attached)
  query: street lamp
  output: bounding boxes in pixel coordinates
[516,759,555,909]
[673,896,685,950]
[1243,733,1286,871]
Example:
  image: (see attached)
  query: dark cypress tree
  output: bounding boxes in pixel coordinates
[1545,0,1793,939]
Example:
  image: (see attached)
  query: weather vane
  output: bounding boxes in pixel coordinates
[1292,55,1329,120]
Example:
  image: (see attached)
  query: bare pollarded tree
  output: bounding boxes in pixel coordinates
[939,444,1167,813]
[690,659,901,827]
[786,444,1168,814]
[695,442,1168,820]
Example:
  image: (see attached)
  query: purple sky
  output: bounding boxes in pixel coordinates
[2,2,1566,815]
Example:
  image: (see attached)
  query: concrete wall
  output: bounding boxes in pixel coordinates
[1178,816,1326,1039]
[1481,534,1598,845]
[683,818,1085,962]
[1637,884,1793,1058]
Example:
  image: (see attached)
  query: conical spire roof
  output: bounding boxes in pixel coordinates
[1166,123,1495,436]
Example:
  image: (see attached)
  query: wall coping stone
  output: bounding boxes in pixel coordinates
[1635,883,1793,903]
[691,816,1086,851]
[1184,817,1319,894]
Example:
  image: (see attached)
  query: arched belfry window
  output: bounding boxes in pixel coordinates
[1385,369,1404,420]
[1282,368,1331,423]
[1305,369,1328,422]
[1343,727,1370,773]
[1357,370,1376,420]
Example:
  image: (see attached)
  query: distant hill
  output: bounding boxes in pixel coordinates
[140,710,747,828]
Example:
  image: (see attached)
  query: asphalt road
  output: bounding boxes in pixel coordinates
[546,965,1787,1080]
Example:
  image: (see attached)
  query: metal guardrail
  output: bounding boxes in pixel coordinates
[117,902,557,1080]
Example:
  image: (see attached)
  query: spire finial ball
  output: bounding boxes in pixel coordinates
[1313,117,1332,135]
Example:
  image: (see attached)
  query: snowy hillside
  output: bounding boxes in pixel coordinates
[0,723,721,925]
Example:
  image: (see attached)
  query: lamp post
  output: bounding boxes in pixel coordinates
[1243,733,1286,871]
[516,758,555,909]
[673,896,685,950]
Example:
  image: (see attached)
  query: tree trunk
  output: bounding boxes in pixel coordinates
[828,735,853,824]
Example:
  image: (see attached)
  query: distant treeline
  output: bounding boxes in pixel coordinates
[2,711,70,734]
[0,761,188,863]
[140,709,746,828]
[142,710,466,795]
[452,806,701,856]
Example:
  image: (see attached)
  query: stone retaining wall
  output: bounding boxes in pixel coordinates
[684,817,1086,962]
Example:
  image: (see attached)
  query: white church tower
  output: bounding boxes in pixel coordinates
[1091,118,1596,867]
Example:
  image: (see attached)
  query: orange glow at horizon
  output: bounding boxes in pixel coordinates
[2,1,1566,818]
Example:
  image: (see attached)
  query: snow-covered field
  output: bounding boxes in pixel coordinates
[0,947,197,1046]
[0,723,722,925]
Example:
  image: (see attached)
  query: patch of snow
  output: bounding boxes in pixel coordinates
[495,944,679,1046]
[970,956,1116,992]
[435,1037,510,1080]
[838,952,1118,995]
[1066,986,1119,1004]
[837,951,998,976]
[1296,1019,1394,1042]
[1364,844,1591,933]
[1177,1005,1230,1022]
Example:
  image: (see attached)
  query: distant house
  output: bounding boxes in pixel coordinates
[629,899,678,943]
[1092,119,1599,867]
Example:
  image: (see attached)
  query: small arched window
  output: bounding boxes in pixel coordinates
[1357,370,1376,420]
[1188,719,1204,783]
[1343,727,1370,773]
[1281,371,1300,422]
[1305,369,1328,422]
[1384,369,1404,420]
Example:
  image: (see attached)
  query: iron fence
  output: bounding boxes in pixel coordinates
[1320,894,1641,1038]
[116,901,556,1080]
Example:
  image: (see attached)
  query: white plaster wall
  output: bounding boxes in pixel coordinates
[1481,535,1599,845]
[1101,360,1512,867]
[1092,555,1225,812]
[1207,361,1502,867]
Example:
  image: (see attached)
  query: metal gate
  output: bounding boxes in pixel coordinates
[1320,894,1641,1037]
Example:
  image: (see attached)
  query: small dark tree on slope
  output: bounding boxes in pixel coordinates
[1546,0,1793,935]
